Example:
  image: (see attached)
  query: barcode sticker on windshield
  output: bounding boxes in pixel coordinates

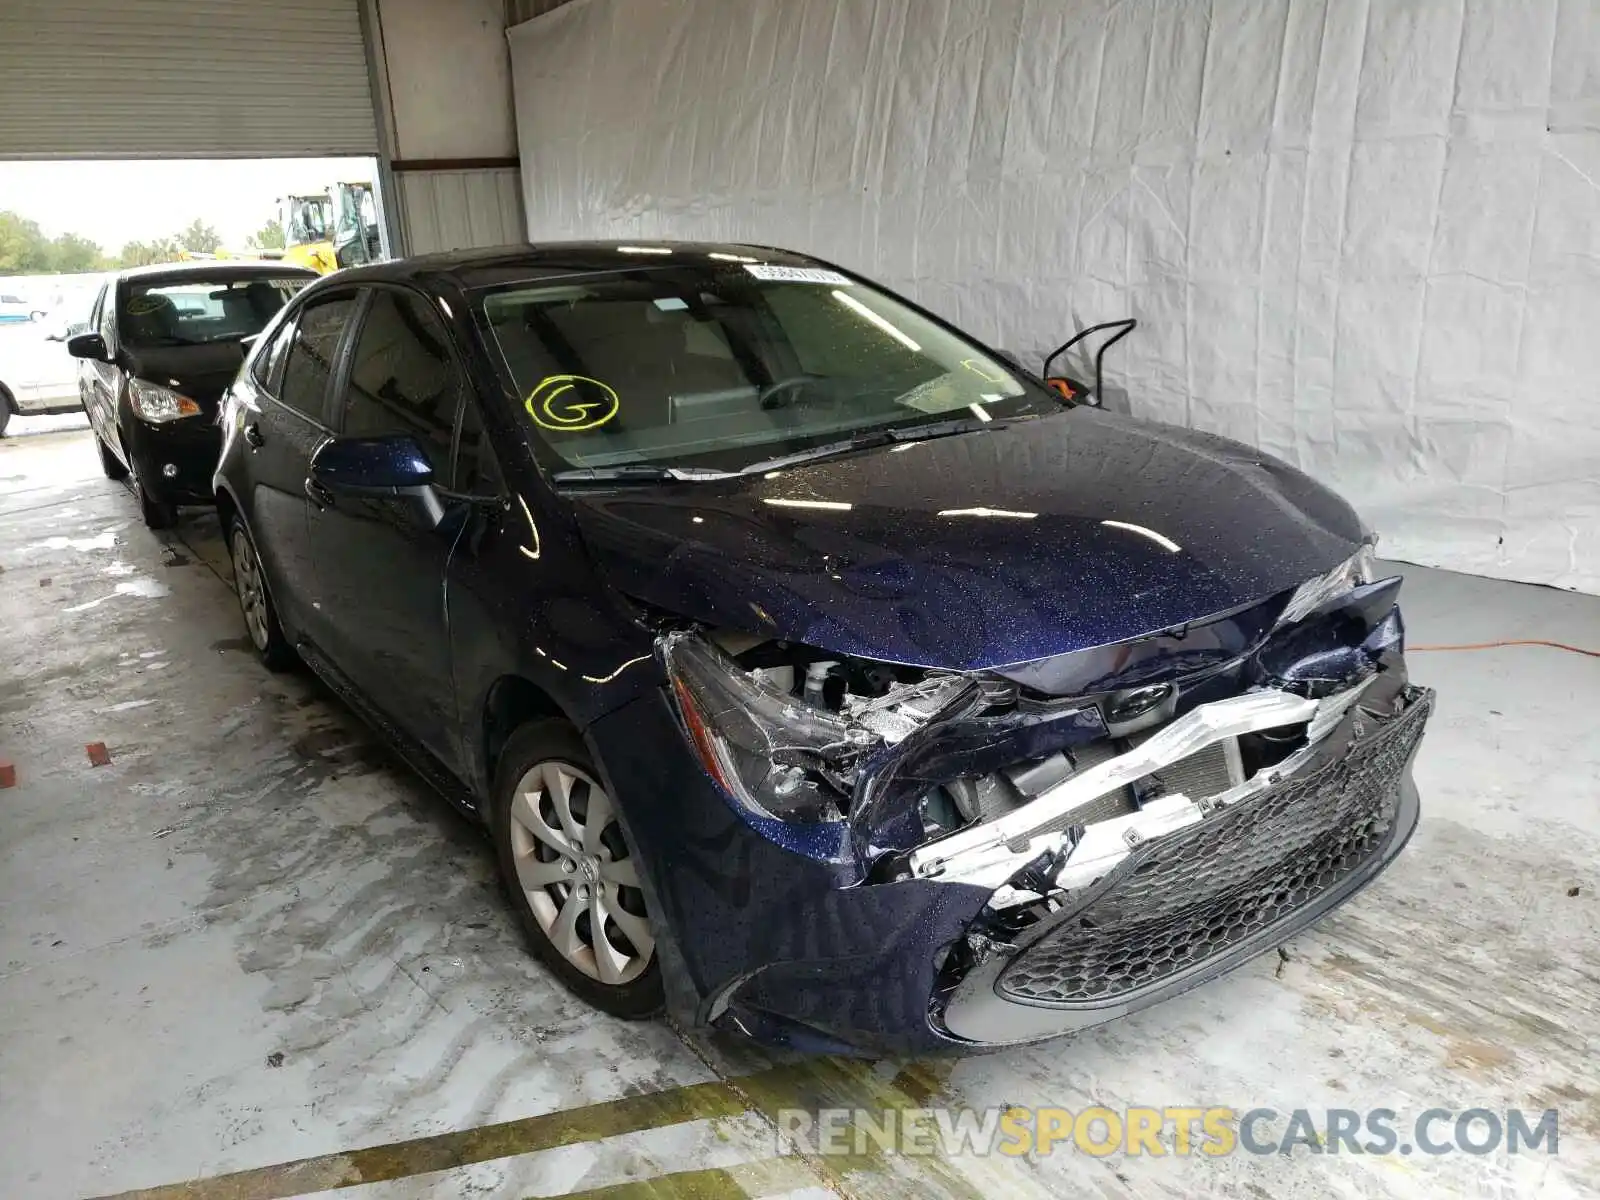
[743,265,853,285]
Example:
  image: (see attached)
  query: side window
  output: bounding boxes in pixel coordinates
[454,397,504,496]
[97,283,116,345]
[278,294,358,422]
[340,289,460,475]
[251,318,295,393]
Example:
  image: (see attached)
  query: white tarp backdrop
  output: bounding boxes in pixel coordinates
[509,0,1600,593]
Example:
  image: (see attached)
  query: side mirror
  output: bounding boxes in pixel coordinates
[309,435,443,528]
[1042,318,1137,407]
[65,331,109,362]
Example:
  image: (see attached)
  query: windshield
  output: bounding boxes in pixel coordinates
[475,262,1061,474]
[286,195,331,243]
[119,276,310,349]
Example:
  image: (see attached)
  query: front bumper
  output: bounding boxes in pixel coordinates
[939,683,1431,1044]
[122,416,221,505]
[589,679,1431,1055]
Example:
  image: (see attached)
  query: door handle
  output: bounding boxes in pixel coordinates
[305,478,335,508]
[243,423,265,448]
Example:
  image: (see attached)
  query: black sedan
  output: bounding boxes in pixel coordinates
[69,261,316,527]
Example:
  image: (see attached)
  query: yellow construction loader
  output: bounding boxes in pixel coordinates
[279,182,382,274]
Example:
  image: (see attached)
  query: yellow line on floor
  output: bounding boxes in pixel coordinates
[91,1076,752,1200]
[90,1055,1004,1200]
[539,1156,826,1200]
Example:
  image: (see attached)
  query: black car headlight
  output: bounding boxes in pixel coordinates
[660,632,872,822]
[128,379,202,423]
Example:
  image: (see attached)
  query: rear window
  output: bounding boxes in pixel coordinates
[119,276,311,349]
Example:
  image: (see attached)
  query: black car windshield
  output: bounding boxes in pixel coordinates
[119,276,310,349]
[475,261,1062,475]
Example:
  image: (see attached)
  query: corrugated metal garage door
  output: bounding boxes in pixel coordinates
[0,0,377,159]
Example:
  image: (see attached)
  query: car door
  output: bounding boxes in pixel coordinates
[77,283,107,426]
[81,282,123,453]
[305,285,470,769]
[242,290,361,645]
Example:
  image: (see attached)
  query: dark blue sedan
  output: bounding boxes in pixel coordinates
[214,242,1431,1053]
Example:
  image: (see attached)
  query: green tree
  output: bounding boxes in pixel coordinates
[176,218,222,254]
[116,238,182,268]
[246,218,286,251]
[0,211,52,273]
[47,233,105,273]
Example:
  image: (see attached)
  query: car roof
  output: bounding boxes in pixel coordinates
[323,240,828,292]
[113,260,319,283]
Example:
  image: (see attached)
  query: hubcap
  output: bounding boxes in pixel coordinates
[230,529,269,650]
[507,761,654,985]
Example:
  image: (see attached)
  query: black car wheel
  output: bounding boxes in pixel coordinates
[491,720,664,1018]
[227,514,296,671]
[96,435,128,481]
[136,477,176,529]
[118,420,176,528]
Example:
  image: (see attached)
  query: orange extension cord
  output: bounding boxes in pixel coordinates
[1409,639,1600,658]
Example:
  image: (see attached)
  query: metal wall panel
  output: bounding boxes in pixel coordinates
[395,168,526,255]
[0,0,377,159]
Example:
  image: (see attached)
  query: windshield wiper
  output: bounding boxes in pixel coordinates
[734,414,1031,476]
[550,464,738,485]
[130,336,205,348]
[549,415,1037,485]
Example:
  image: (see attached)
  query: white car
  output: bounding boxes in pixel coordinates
[0,369,82,436]
[0,292,47,324]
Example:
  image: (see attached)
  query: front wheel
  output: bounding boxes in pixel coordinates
[96,435,128,480]
[136,478,175,529]
[227,514,296,671]
[124,437,175,528]
[491,721,664,1018]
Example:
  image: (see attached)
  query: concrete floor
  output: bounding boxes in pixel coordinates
[3,421,1598,1199]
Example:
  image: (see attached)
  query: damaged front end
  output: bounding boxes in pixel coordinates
[658,547,1433,1046]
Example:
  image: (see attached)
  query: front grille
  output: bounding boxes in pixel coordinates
[997,687,1432,1008]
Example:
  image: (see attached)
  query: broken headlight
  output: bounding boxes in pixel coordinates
[1277,544,1375,626]
[660,632,874,822]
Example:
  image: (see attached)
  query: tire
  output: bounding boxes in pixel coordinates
[0,387,12,438]
[136,477,176,529]
[97,435,129,480]
[491,720,664,1018]
[226,514,297,671]
[118,421,175,528]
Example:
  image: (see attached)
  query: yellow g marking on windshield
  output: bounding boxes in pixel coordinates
[526,374,620,432]
[961,358,1007,383]
[125,294,167,315]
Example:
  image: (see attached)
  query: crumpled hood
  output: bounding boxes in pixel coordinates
[125,342,249,414]
[569,409,1365,671]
